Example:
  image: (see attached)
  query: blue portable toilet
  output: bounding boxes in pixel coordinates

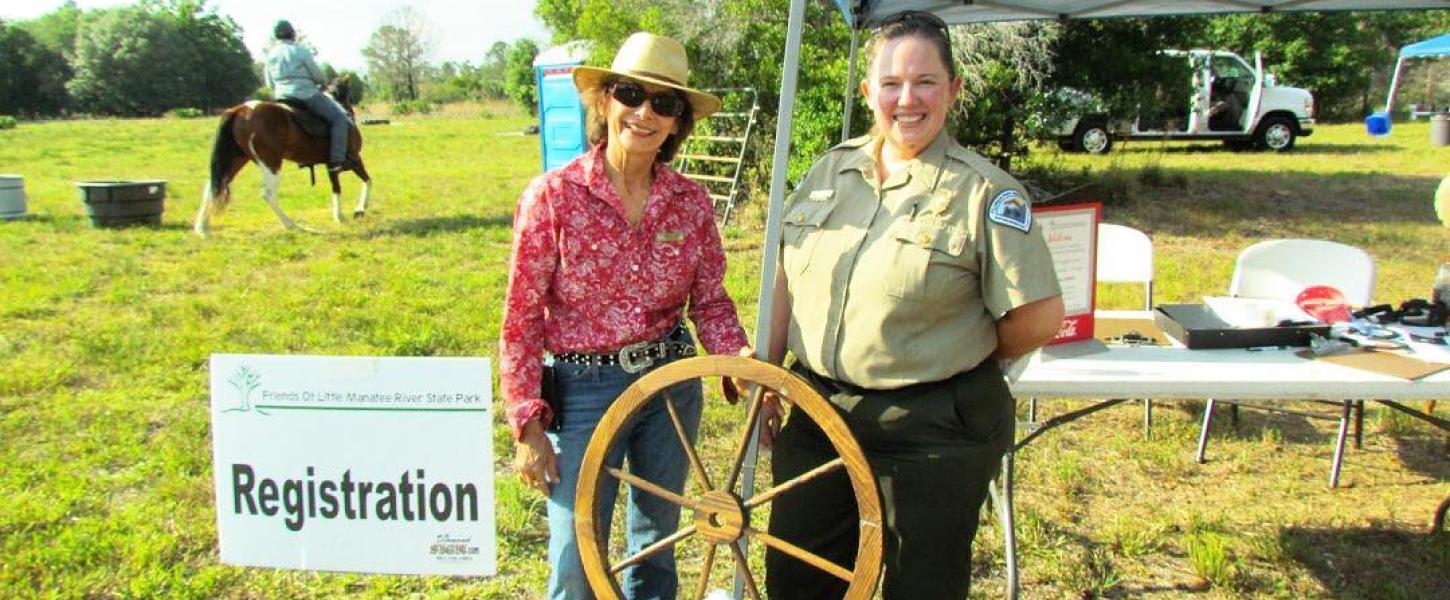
[533,41,592,172]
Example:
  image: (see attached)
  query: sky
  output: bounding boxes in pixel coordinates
[0,0,551,72]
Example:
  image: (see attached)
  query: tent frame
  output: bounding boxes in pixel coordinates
[739,2,1449,599]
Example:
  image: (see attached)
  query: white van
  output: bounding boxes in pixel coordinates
[1055,50,1315,153]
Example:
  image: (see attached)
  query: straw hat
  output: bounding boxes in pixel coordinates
[573,32,721,119]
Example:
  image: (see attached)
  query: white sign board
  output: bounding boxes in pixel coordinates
[210,354,496,576]
[1035,202,1101,345]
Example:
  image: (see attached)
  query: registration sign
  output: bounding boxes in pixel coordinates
[1035,202,1102,345]
[209,354,496,576]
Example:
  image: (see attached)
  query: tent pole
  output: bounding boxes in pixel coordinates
[1384,56,1406,114]
[841,28,862,142]
[736,0,807,596]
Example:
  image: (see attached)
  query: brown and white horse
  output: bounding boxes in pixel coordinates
[194,78,373,236]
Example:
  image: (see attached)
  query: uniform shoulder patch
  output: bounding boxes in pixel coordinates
[987,189,1032,233]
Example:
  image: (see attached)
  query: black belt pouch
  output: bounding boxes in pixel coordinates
[540,364,562,431]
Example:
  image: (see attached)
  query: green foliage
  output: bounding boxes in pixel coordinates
[1186,531,1243,590]
[1050,17,1207,126]
[0,115,16,130]
[391,99,433,116]
[0,19,71,116]
[361,7,434,102]
[17,0,81,58]
[337,71,367,105]
[1200,12,1450,121]
[504,38,540,117]
[66,1,256,116]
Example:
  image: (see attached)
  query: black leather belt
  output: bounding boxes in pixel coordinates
[552,326,696,374]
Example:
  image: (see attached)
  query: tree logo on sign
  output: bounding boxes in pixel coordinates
[225,365,268,415]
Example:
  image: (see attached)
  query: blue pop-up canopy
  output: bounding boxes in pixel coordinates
[1373,31,1449,133]
[1401,32,1450,58]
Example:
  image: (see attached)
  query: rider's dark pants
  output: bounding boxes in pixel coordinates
[299,93,350,165]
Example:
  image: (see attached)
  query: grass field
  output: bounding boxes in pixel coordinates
[0,108,1446,599]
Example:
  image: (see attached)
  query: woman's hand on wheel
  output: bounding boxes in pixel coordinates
[722,346,757,404]
[514,420,559,496]
[758,391,785,450]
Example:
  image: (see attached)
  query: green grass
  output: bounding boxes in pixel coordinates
[1,112,1447,599]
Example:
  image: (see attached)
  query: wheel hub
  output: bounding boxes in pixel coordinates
[693,490,748,543]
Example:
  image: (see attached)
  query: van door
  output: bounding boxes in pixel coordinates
[1243,51,1266,134]
[1187,53,1211,134]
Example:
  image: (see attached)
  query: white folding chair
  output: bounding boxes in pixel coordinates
[1097,223,1155,311]
[1195,239,1376,488]
[1098,224,1157,436]
[1027,224,1157,434]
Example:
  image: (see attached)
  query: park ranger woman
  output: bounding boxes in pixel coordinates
[760,11,1065,599]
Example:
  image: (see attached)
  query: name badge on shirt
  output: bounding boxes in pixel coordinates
[926,190,954,215]
[656,231,684,242]
[807,189,834,201]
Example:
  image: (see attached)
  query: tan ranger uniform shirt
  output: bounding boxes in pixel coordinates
[782,132,1061,389]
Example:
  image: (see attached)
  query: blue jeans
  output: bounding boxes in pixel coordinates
[546,344,703,600]
[298,92,350,164]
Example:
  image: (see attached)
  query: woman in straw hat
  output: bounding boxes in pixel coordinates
[499,32,750,599]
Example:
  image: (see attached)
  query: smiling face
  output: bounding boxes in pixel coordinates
[605,80,681,160]
[861,34,962,161]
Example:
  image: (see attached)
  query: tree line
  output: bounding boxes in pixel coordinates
[0,1,542,119]
[1,0,255,117]
[534,0,1447,177]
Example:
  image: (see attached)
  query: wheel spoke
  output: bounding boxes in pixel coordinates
[747,527,853,582]
[606,466,700,510]
[730,540,764,600]
[609,525,698,575]
[693,542,717,600]
[665,392,715,491]
[725,384,767,493]
[744,457,844,509]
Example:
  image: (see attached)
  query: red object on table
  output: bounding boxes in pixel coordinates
[1296,285,1352,324]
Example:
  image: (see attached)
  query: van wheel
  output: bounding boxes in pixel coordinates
[1255,116,1297,151]
[1074,122,1113,154]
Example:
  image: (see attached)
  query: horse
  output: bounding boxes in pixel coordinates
[194,77,373,236]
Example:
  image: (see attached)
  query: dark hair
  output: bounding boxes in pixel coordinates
[274,20,296,41]
[865,11,956,80]
[583,78,696,163]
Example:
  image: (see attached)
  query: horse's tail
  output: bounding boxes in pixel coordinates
[208,109,243,211]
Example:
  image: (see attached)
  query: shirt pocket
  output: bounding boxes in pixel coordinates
[781,199,836,277]
[884,219,968,301]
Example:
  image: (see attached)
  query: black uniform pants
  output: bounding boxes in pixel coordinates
[765,361,1014,600]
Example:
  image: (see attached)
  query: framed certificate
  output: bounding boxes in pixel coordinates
[1035,202,1102,345]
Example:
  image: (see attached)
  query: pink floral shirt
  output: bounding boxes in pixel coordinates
[499,145,749,439]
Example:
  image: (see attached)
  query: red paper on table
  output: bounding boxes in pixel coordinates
[1036,202,1102,345]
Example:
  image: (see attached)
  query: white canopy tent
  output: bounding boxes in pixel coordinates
[753,0,1450,355]
[737,1,1447,597]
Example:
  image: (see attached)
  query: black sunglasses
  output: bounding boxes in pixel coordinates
[609,81,688,118]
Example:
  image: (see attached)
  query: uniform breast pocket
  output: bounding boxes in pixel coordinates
[781,200,836,277]
[884,221,968,301]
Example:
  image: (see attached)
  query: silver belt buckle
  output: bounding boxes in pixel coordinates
[618,341,653,374]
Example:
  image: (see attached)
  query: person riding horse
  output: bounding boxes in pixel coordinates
[266,20,354,174]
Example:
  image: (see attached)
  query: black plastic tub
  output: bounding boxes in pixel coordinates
[76,180,166,228]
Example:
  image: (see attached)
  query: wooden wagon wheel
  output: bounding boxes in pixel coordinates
[574,355,883,599]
